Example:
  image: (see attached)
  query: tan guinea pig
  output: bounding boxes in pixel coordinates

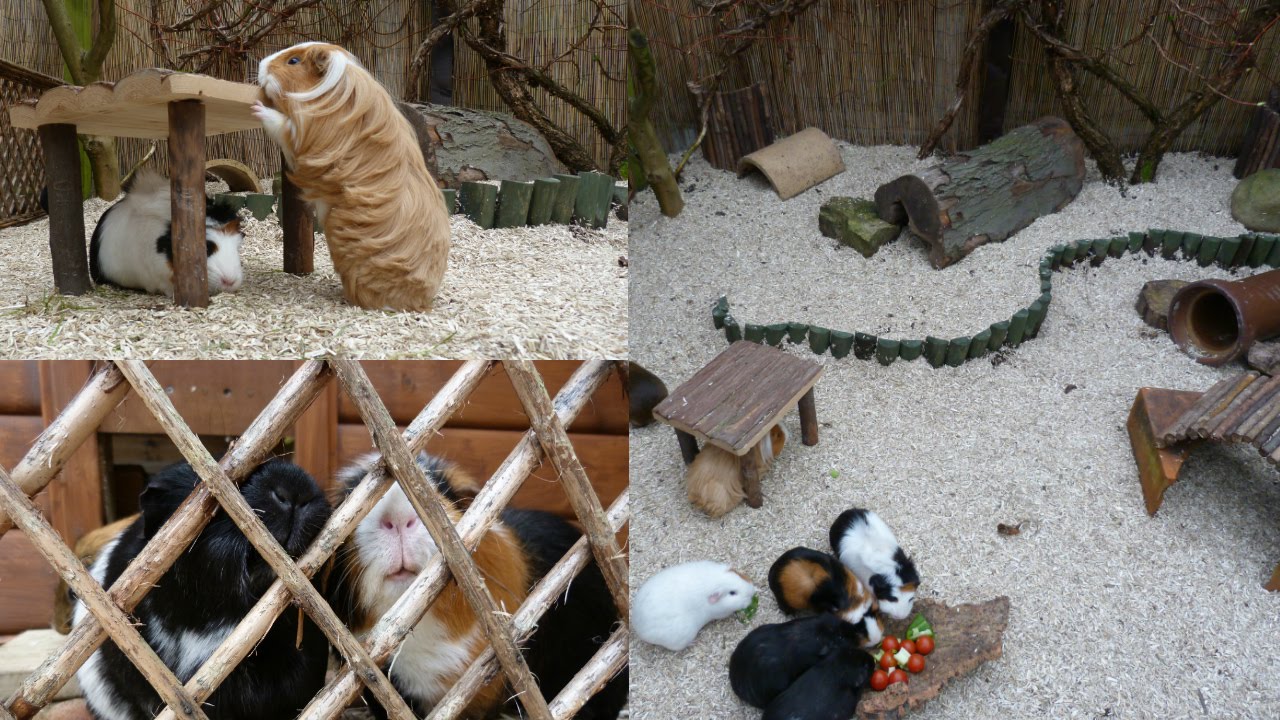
[253,42,450,312]
[52,515,136,633]
[686,423,787,518]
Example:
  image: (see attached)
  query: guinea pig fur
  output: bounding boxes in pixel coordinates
[328,452,626,720]
[88,170,244,296]
[729,614,870,709]
[761,643,875,720]
[768,547,883,647]
[686,423,787,518]
[254,42,450,312]
[829,507,920,620]
[53,515,136,634]
[631,560,756,651]
[627,362,668,428]
[74,461,331,720]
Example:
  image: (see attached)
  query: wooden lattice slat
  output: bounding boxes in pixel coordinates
[1,358,628,720]
[0,58,59,228]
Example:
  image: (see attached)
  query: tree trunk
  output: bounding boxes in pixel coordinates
[874,116,1085,269]
[82,135,120,199]
[627,28,682,217]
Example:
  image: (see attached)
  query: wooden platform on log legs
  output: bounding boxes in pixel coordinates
[8,68,314,307]
[653,340,823,508]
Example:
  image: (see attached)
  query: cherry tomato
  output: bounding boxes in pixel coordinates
[888,668,909,685]
[901,639,917,655]
[915,636,935,656]
[881,636,900,653]
[879,652,897,670]
[870,670,889,691]
[907,654,926,673]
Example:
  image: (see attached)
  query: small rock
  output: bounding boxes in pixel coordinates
[818,197,900,258]
[1231,168,1280,232]
[1135,279,1190,331]
[1247,340,1280,375]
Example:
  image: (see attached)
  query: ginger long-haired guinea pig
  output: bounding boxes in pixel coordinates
[768,546,883,647]
[328,452,627,720]
[686,423,787,518]
[254,42,450,312]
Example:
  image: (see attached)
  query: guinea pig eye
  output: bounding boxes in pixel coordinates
[729,590,737,596]
[288,56,301,65]
[270,488,285,504]
[206,241,217,255]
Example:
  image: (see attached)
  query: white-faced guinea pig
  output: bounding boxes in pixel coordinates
[254,42,450,312]
[686,423,787,518]
[768,546,882,647]
[74,460,331,720]
[88,170,244,296]
[761,643,875,720]
[729,614,871,709]
[829,507,920,620]
[631,560,756,651]
[52,514,135,634]
[327,452,626,720]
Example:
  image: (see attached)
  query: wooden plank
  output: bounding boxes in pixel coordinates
[169,99,208,308]
[1220,375,1280,441]
[0,532,60,635]
[281,157,314,275]
[100,361,298,435]
[1191,374,1260,439]
[1208,374,1279,441]
[0,416,46,489]
[1161,374,1246,444]
[653,343,769,433]
[336,425,627,522]
[1128,387,1201,516]
[293,373,338,493]
[38,361,102,545]
[339,361,626,434]
[0,362,40,416]
[38,124,91,296]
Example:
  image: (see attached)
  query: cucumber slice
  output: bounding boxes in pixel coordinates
[735,594,760,624]
[872,649,884,664]
[905,613,935,640]
[893,648,912,668]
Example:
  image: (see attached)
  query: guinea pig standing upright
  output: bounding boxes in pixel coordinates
[761,644,876,720]
[74,461,332,720]
[768,546,882,647]
[829,507,920,619]
[686,423,787,518]
[729,614,870,709]
[254,42,450,311]
[328,452,626,720]
[88,170,244,296]
[631,560,756,651]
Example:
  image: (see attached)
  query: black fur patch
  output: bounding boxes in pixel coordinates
[828,507,870,553]
[154,230,173,263]
[88,201,123,286]
[868,573,895,602]
[894,547,920,585]
[206,197,241,225]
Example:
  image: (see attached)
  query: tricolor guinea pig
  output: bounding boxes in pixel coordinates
[86,170,244,296]
[327,452,626,720]
[75,461,331,720]
[686,424,787,518]
[52,515,136,634]
[829,507,920,619]
[768,546,882,647]
[254,42,450,312]
[729,614,870,709]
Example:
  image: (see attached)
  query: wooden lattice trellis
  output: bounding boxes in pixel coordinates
[0,58,59,229]
[0,358,630,720]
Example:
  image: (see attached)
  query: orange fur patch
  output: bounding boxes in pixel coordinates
[685,445,745,517]
[777,559,829,612]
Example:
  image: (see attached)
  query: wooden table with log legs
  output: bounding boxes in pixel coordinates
[9,68,314,308]
[653,340,823,508]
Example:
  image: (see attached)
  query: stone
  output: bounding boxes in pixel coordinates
[1247,340,1280,375]
[857,597,1011,720]
[819,197,899,257]
[1232,169,1280,232]
[1136,279,1190,331]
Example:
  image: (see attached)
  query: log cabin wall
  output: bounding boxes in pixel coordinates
[0,360,626,635]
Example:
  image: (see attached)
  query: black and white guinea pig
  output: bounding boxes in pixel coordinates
[768,546,882,647]
[761,643,875,720]
[88,170,244,296]
[829,507,920,620]
[327,452,626,720]
[74,460,332,720]
[729,614,869,709]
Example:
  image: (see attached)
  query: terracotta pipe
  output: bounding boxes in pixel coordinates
[1168,268,1280,366]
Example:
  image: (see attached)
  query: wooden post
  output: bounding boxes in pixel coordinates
[675,429,699,465]
[798,388,819,446]
[740,442,766,508]
[37,124,91,295]
[168,100,208,308]
[281,155,314,276]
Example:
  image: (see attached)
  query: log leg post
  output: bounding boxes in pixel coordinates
[741,442,766,509]
[37,123,91,295]
[168,99,208,308]
[675,429,699,465]
[281,156,313,275]
[798,388,819,446]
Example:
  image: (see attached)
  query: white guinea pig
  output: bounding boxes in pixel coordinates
[89,170,244,296]
[632,560,757,651]
[829,508,920,620]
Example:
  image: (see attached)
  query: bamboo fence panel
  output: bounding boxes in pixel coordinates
[0,358,629,720]
[0,58,60,228]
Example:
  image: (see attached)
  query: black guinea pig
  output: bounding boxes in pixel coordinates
[761,643,876,720]
[729,614,869,709]
[74,460,332,720]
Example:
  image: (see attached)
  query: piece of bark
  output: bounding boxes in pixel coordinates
[1136,279,1190,331]
[875,117,1085,268]
[857,597,1011,720]
[1248,340,1280,376]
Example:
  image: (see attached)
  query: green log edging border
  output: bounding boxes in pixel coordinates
[710,229,1280,369]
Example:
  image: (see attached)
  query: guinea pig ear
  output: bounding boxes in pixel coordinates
[708,591,723,605]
